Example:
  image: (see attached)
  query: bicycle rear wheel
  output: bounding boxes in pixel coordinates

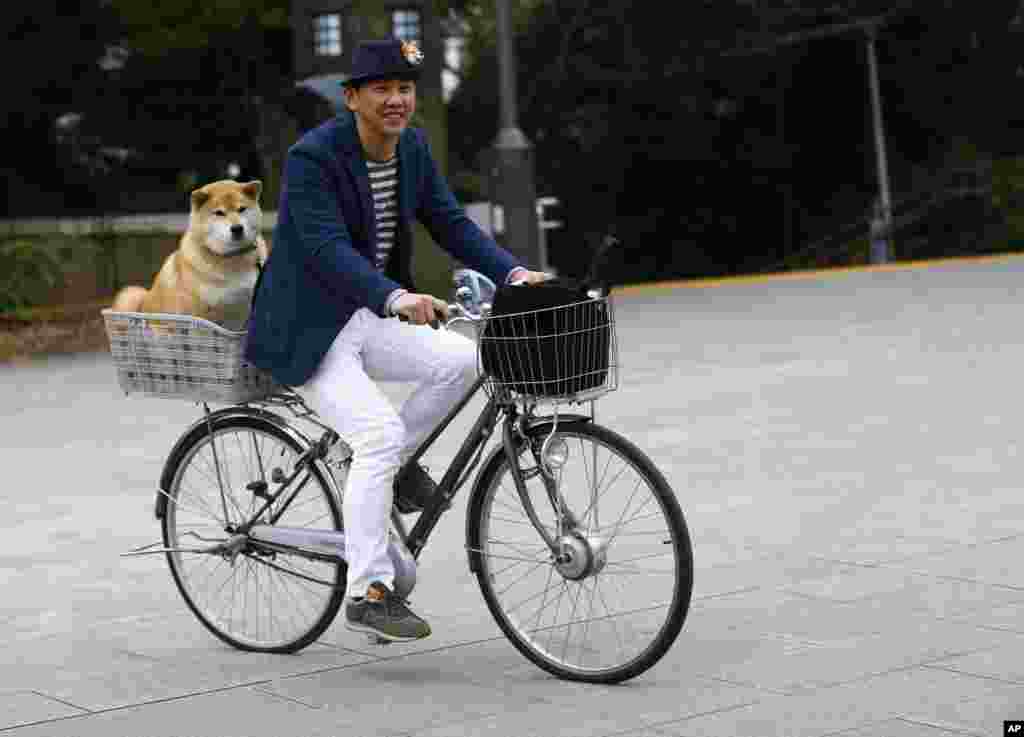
[161,414,345,653]
[468,421,692,683]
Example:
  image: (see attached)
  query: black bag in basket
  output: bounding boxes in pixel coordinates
[480,278,611,398]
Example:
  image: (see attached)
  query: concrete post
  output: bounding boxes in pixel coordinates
[491,0,540,268]
[865,26,893,263]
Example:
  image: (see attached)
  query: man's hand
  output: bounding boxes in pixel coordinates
[393,293,449,328]
[510,270,553,285]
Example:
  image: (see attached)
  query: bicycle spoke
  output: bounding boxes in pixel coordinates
[473,549,552,565]
[162,485,223,526]
[530,564,557,639]
[561,581,586,663]
[165,422,344,652]
[579,460,633,528]
[491,553,546,578]
[495,559,550,597]
[606,493,658,548]
[485,537,550,559]
[488,515,538,527]
[475,425,691,681]
[579,575,599,668]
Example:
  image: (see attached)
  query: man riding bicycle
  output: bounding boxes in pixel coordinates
[244,38,549,642]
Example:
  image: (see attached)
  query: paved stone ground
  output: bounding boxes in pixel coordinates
[2,257,1024,736]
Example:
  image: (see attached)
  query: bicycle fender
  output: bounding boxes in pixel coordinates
[464,413,591,574]
[154,407,316,519]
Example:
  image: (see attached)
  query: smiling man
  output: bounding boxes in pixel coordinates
[244,38,549,642]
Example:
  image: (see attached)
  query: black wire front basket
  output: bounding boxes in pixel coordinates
[477,295,619,404]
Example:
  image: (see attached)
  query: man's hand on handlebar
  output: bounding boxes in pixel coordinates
[393,293,449,328]
[510,270,552,286]
[395,270,552,328]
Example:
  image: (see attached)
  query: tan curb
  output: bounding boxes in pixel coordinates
[612,251,1024,296]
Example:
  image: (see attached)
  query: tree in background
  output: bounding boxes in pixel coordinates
[5,0,1023,281]
[1,1,301,217]
[0,1,121,215]
[448,0,1024,280]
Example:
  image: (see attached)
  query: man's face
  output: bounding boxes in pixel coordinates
[345,78,417,140]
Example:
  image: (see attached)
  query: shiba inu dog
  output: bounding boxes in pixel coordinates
[111,180,269,330]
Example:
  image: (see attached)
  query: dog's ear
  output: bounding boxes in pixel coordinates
[190,187,211,211]
[241,180,263,202]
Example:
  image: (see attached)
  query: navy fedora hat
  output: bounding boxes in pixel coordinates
[342,38,424,87]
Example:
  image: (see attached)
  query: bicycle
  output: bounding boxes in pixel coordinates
[102,263,693,684]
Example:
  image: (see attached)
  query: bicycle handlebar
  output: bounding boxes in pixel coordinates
[395,301,489,330]
[396,232,622,330]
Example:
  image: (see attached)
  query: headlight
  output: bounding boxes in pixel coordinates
[543,436,569,470]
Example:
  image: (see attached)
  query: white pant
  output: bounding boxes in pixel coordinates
[298,308,478,596]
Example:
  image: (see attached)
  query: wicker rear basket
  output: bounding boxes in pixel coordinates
[102,309,280,404]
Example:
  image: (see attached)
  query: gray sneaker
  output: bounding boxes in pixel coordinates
[345,582,432,642]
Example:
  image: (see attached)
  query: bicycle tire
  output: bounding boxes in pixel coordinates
[161,414,346,653]
[467,421,693,683]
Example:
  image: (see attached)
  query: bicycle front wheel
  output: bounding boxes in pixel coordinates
[468,421,693,683]
[161,414,346,653]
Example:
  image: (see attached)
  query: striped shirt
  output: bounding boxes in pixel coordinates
[367,156,399,272]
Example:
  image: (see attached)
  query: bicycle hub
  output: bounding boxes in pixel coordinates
[554,532,608,580]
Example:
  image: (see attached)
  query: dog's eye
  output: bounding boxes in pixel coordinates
[238,207,247,214]
[214,209,226,217]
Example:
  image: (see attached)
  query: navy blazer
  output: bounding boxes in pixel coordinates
[244,115,523,387]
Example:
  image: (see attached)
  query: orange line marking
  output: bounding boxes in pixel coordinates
[612,251,1024,295]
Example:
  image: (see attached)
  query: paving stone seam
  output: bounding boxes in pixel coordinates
[963,532,1024,547]
[820,716,978,737]
[687,670,806,697]
[771,587,882,605]
[957,622,1024,636]
[0,678,276,734]
[878,571,1024,594]
[690,585,762,603]
[774,569,1024,607]
[884,715,984,737]
[24,689,90,714]
[284,634,514,680]
[866,534,1024,570]
[312,637,392,661]
[633,699,765,735]
[799,647,1010,692]
[249,684,322,710]
[772,585,957,611]
[699,675,796,697]
[872,554,1024,577]
[797,556,883,571]
[384,709,526,737]
[920,663,1024,686]
[891,717,978,736]
[688,647,1004,698]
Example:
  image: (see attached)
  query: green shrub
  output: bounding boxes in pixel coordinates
[991,156,1024,243]
[0,240,65,313]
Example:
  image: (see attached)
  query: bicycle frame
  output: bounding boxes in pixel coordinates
[171,377,505,565]
[222,377,573,568]
[400,376,499,558]
[145,364,586,588]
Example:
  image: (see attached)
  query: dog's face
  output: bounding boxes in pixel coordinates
[189,180,263,257]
